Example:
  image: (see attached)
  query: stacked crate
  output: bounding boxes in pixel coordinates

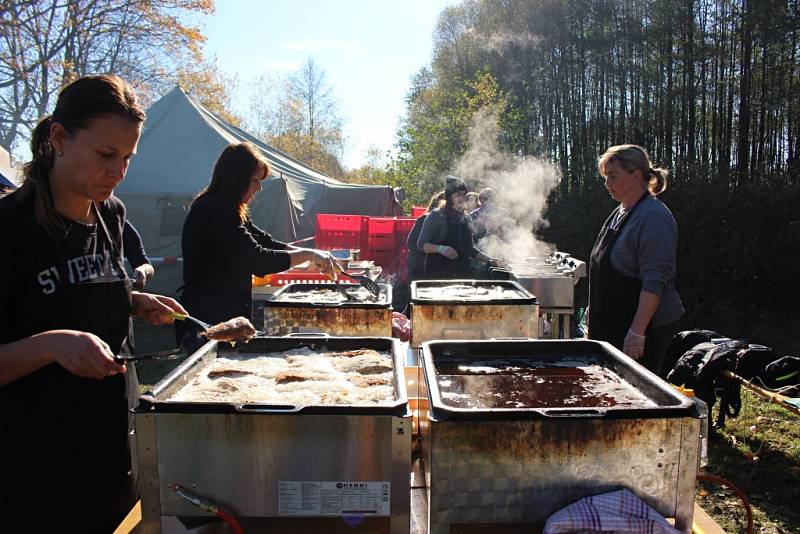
[394,217,417,282]
[314,214,368,251]
[411,206,427,218]
[313,214,419,277]
[363,217,397,271]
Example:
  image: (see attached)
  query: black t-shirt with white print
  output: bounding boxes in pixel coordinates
[0,190,126,345]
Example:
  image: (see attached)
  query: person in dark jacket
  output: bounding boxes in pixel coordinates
[406,190,445,282]
[392,190,445,314]
[122,219,154,289]
[417,175,501,279]
[179,142,335,350]
[0,75,186,533]
[588,144,683,375]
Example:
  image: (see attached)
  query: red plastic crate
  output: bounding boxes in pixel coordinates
[368,217,397,249]
[362,247,399,271]
[315,214,368,250]
[411,206,427,218]
[395,217,416,248]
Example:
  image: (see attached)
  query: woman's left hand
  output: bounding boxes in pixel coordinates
[488,258,508,269]
[132,292,188,325]
[623,328,646,359]
[133,263,155,290]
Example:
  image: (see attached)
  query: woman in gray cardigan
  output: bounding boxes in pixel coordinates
[588,145,684,376]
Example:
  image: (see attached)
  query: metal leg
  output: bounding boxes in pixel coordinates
[391,417,412,534]
[136,413,162,534]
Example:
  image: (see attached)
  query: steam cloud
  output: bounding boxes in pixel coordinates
[451,108,560,261]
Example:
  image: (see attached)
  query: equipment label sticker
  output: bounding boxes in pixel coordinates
[279,481,390,516]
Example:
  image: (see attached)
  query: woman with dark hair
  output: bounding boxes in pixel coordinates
[588,144,683,376]
[406,190,445,284]
[390,190,446,314]
[179,142,335,350]
[0,75,186,531]
[417,175,502,279]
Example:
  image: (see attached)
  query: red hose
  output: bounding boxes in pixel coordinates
[697,472,753,534]
[216,508,244,534]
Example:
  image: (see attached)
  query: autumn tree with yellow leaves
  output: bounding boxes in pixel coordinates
[0,0,236,151]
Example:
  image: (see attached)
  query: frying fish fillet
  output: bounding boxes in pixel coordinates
[331,353,392,375]
[349,374,391,387]
[275,371,330,384]
[202,316,257,343]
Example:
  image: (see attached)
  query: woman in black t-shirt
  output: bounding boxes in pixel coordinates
[0,75,186,533]
[179,142,336,351]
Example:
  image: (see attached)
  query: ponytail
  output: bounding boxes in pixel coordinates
[20,116,64,236]
[648,166,669,196]
[599,144,671,197]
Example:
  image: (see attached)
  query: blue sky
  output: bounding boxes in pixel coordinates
[200,0,457,170]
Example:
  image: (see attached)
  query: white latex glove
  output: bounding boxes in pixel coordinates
[437,245,458,259]
[623,329,646,359]
[488,258,508,269]
[310,250,336,278]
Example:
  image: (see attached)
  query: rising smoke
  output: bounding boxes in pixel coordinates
[451,108,560,261]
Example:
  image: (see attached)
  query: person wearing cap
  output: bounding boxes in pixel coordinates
[416,175,502,279]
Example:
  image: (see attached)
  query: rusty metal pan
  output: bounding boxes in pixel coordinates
[410,279,537,306]
[420,339,694,421]
[137,335,409,417]
[266,282,392,308]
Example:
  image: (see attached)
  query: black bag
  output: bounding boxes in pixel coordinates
[667,340,747,408]
[733,345,780,379]
[755,356,800,391]
[663,330,724,378]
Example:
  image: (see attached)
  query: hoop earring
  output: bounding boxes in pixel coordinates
[58,150,64,157]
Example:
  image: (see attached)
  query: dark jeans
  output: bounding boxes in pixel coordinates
[638,318,682,378]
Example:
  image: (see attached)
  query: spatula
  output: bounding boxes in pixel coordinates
[331,262,381,297]
[170,311,212,332]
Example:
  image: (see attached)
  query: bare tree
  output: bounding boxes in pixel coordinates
[249,57,345,161]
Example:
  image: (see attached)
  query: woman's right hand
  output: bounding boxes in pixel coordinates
[438,245,458,259]
[46,329,126,379]
[310,250,336,277]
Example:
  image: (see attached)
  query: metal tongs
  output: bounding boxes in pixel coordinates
[331,261,381,297]
[115,347,185,362]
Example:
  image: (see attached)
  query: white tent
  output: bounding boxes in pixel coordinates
[117,87,400,260]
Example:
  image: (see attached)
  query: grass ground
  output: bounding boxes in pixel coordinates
[698,389,800,533]
[131,320,800,533]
